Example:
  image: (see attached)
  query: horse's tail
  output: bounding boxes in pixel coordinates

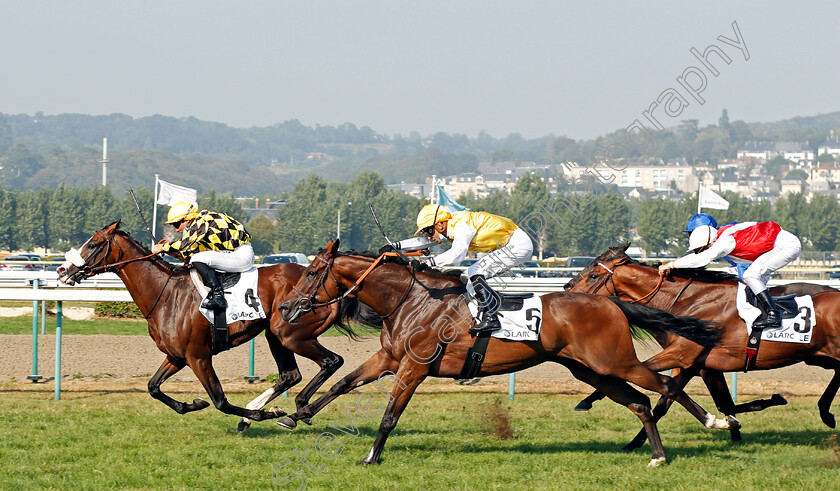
[607,297,722,348]
[334,297,384,340]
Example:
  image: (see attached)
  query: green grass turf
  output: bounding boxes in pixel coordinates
[1,384,839,490]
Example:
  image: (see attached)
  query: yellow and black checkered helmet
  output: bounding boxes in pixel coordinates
[166,200,199,224]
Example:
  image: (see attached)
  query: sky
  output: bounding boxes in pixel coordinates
[2,1,838,141]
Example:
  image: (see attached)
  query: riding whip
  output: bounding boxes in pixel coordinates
[129,189,158,244]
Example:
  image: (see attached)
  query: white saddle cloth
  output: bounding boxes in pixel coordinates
[190,267,267,324]
[735,283,815,344]
[468,294,543,341]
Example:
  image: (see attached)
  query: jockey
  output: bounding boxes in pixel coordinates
[152,200,254,310]
[659,221,802,329]
[413,204,534,335]
[684,213,718,233]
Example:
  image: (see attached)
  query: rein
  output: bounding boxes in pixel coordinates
[595,259,674,305]
[294,250,424,315]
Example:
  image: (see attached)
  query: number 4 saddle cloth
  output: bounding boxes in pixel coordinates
[735,283,816,344]
[467,292,543,341]
[189,267,267,325]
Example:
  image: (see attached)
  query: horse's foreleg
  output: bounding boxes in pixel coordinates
[624,367,701,451]
[559,359,666,466]
[238,333,300,433]
[360,361,427,465]
[287,340,344,416]
[189,356,284,421]
[819,370,840,428]
[148,357,210,414]
[278,349,398,430]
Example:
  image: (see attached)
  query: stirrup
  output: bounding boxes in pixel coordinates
[201,289,227,310]
[469,316,501,335]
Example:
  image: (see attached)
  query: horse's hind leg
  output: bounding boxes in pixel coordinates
[574,390,606,411]
[188,356,284,421]
[560,359,666,466]
[238,332,300,433]
[148,357,210,414]
[278,349,398,430]
[819,370,840,428]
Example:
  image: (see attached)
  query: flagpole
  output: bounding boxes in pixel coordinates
[152,174,159,248]
[697,184,702,214]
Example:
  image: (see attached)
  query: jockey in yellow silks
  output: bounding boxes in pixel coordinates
[413,204,534,335]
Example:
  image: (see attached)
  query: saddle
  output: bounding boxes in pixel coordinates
[745,291,799,319]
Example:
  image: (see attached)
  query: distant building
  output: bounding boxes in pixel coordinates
[736,141,815,165]
[387,182,429,200]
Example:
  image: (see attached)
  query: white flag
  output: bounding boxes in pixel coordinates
[698,186,729,210]
[157,179,197,206]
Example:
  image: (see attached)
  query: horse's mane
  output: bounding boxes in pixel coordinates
[597,245,738,284]
[335,249,464,279]
[113,227,189,274]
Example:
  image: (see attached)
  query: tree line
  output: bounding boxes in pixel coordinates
[5,171,839,260]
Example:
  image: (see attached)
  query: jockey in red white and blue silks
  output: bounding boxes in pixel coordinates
[659,221,801,329]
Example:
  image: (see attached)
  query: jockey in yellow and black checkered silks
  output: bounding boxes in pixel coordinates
[155,200,254,311]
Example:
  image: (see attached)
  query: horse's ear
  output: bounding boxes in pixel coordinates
[618,242,630,252]
[105,219,121,232]
[325,239,340,255]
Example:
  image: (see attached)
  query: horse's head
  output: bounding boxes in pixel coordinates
[57,220,125,285]
[279,239,342,323]
[564,243,631,294]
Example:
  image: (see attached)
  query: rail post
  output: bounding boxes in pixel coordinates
[27,279,42,382]
[55,302,63,400]
[730,372,738,402]
[508,372,515,400]
[244,338,259,383]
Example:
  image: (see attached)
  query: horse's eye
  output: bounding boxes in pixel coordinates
[306,270,316,278]
[589,274,599,280]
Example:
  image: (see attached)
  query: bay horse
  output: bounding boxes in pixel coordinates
[565,243,840,449]
[56,221,380,431]
[276,240,736,467]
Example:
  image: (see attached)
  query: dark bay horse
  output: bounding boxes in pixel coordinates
[277,240,736,467]
[57,221,379,430]
[565,243,840,449]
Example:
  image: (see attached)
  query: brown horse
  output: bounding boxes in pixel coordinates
[56,221,379,430]
[276,240,736,467]
[565,243,840,449]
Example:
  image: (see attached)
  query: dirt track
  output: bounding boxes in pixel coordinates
[0,333,833,397]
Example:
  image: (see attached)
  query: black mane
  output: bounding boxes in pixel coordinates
[334,249,464,278]
[625,256,739,284]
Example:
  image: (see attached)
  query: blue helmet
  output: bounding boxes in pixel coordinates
[684,213,718,233]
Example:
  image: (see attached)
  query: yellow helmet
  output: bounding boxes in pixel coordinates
[415,204,452,235]
[166,200,199,224]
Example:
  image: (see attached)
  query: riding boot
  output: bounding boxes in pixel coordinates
[469,274,501,335]
[752,290,781,330]
[192,262,227,310]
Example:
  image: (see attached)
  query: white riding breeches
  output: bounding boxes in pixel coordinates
[466,228,534,279]
[189,243,255,272]
[741,230,801,294]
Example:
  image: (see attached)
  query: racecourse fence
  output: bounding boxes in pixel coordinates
[4,265,840,401]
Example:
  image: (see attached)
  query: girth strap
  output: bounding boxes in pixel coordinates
[458,332,492,380]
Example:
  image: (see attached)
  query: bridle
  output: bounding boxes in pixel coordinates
[289,250,423,319]
[584,258,671,305]
[70,230,174,318]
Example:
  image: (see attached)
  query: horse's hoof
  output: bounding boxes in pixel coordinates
[821,412,836,429]
[648,457,666,468]
[574,400,593,412]
[357,459,378,466]
[771,394,788,406]
[277,417,297,430]
[300,418,313,426]
[727,415,741,430]
[192,398,211,410]
[270,406,287,417]
[705,413,730,429]
[237,419,251,434]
